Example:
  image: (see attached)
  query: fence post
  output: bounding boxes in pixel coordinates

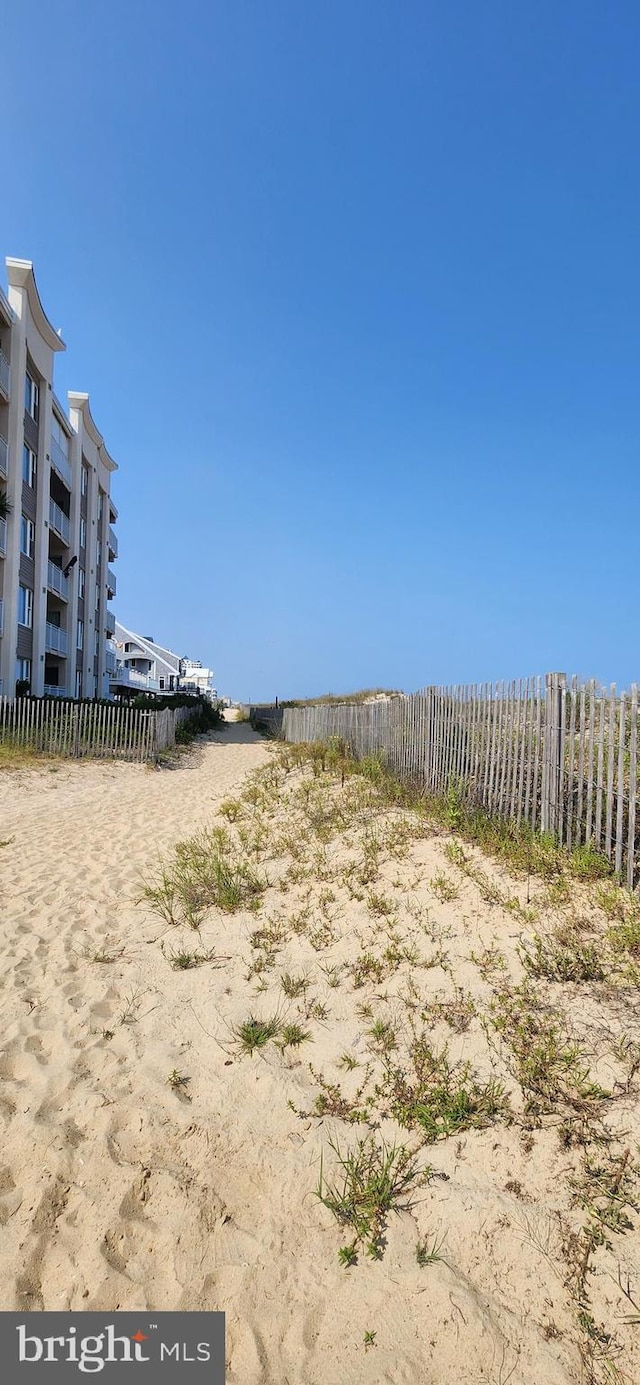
[424,687,436,790]
[73,704,80,758]
[542,672,566,839]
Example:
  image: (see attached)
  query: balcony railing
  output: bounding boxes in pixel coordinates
[0,516,5,556]
[112,664,159,691]
[47,560,69,600]
[0,597,4,636]
[44,685,68,698]
[45,622,68,655]
[105,608,116,635]
[107,567,117,596]
[108,525,118,558]
[0,434,7,477]
[49,498,71,544]
[0,349,9,400]
[50,434,73,490]
[105,649,117,675]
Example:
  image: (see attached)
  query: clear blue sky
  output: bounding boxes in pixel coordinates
[4,1,639,700]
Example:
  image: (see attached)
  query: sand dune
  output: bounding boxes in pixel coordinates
[1,723,639,1383]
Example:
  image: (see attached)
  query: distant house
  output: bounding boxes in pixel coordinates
[111,623,182,697]
[181,659,217,701]
[110,623,216,700]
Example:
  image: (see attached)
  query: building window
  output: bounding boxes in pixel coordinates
[79,517,86,548]
[20,515,35,558]
[25,372,39,421]
[78,568,85,599]
[81,465,88,497]
[159,678,165,690]
[16,657,31,687]
[94,630,99,657]
[75,671,83,700]
[98,490,104,521]
[97,539,102,567]
[77,619,84,650]
[22,444,37,487]
[18,585,33,628]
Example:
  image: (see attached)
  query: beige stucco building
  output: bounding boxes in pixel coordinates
[0,259,117,698]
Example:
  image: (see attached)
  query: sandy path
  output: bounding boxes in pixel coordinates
[0,727,271,1334]
[2,724,629,1383]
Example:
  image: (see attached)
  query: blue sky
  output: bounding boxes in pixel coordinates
[4,1,639,699]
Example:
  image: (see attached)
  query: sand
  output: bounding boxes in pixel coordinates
[1,722,639,1384]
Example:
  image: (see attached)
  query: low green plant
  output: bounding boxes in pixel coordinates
[167,1069,191,1099]
[416,1233,447,1266]
[144,827,266,928]
[607,914,640,957]
[315,1134,424,1261]
[430,872,459,903]
[567,844,611,881]
[381,1035,508,1141]
[519,932,605,984]
[280,972,309,998]
[162,943,220,970]
[489,983,610,1116]
[338,1053,360,1071]
[351,952,387,989]
[367,1019,397,1052]
[234,1014,281,1055]
[280,1023,312,1049]
[118,985,144,1025]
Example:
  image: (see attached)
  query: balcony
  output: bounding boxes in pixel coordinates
[0,516,5,556]
[49,498,71,544]
[44,685,68,698]
[0,435,7,477]
[0,349,9,401]
[0,596,4,636]
[47,560,69,600]
[45,622,68,655]
[108,525,118,558]
[111,664,159,691]
[106,567,116,597]
[50,434,72,490]
[105,607,116,636]
[105,647,117,675]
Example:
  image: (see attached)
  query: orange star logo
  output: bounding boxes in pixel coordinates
[131,1331,149,1342]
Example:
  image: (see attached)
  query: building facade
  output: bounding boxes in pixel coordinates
[111,622,215,700]
[0,259,117,699]
[181,659,217,701]
[111,623,182,696]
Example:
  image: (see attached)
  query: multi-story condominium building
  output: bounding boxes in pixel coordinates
[0,258,117,699]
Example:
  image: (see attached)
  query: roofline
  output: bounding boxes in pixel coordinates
[114,623,183,668]
[67,392,118,472]
[5,258,66,353]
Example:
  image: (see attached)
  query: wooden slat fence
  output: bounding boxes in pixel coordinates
[251,672,640,887]
[0,698,196,763]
